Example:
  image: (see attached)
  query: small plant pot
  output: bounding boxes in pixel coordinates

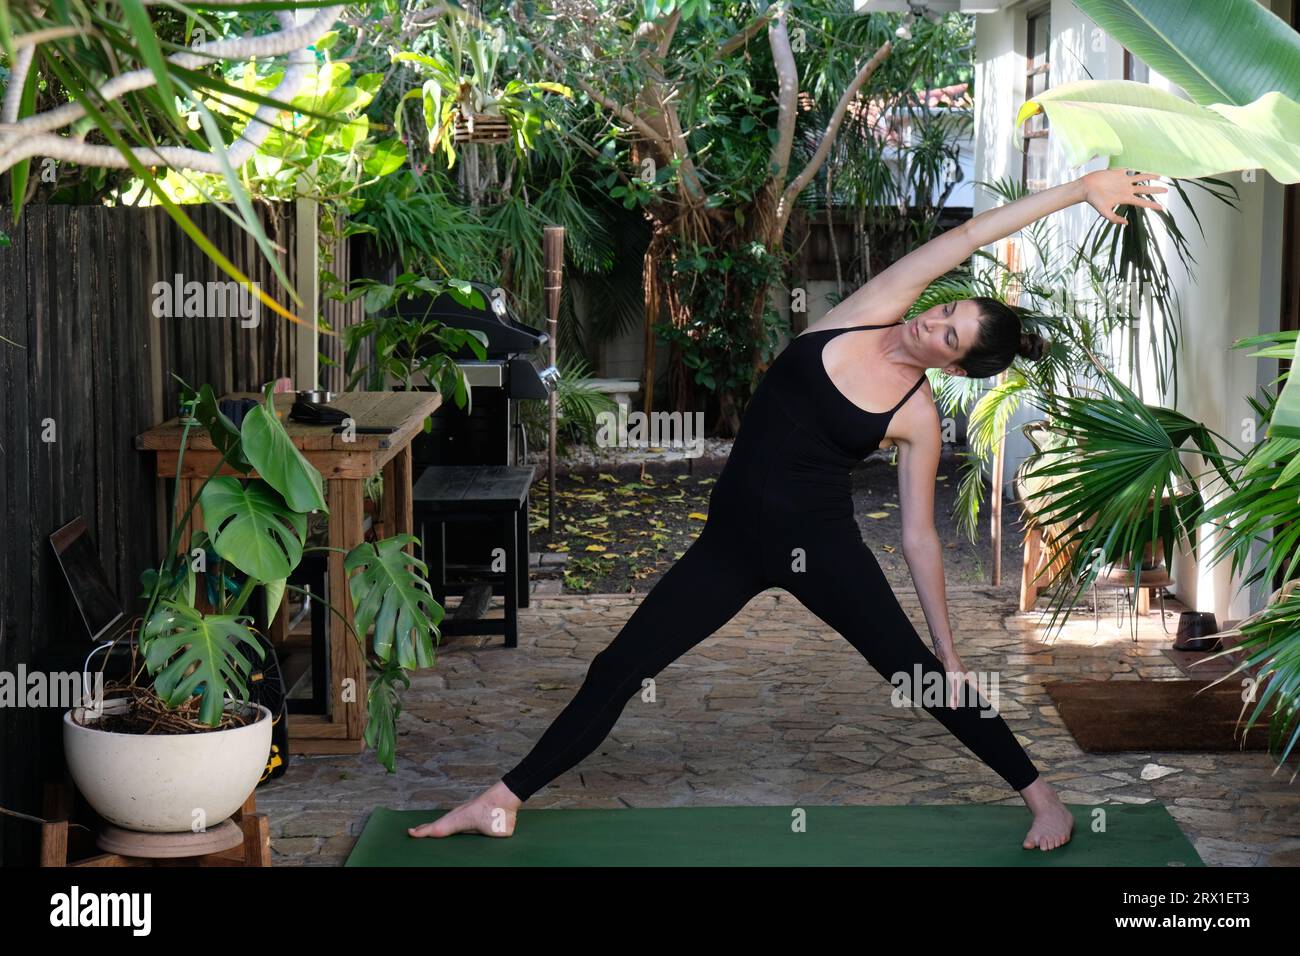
[1173,611,1220,651]
[63,697,272,833]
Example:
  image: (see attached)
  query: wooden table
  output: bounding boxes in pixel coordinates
[136,391,440,754]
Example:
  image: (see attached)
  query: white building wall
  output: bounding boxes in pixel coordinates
[972,0,1288,620]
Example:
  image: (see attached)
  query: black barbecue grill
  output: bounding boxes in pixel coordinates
[394,280,558,468]
[392,281,558,598]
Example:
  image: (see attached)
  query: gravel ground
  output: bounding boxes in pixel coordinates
[527,444,1026,593]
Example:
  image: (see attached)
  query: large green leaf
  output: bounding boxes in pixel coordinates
[365,661,411,774]
[364,138,407,178]
[241,386,327,514]
[263,578,287,628]
[194,383,250,471]
[142,601,265,726]
[1071,0,1300,107]
[1015,81,1300,184]
[344,535,442,669]
[200,477,306,582]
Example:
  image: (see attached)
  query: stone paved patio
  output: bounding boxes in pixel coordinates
[257,581,1300,866]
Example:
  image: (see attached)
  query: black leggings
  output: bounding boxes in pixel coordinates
[499,507,1041,803]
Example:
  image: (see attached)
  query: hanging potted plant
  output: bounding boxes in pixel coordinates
[451,17,512,148]
[390,9,571,165]
[64,382,442,834]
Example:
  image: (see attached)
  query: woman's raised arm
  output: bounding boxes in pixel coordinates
[828,169,1166,326]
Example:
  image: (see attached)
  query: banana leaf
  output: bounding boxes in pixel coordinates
[1014,81,1300,184]
[1070,0,1300,107]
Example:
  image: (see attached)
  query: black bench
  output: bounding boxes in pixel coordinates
[412,464,534,647]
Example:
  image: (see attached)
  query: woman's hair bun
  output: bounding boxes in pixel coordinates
[1017,331,1045,362]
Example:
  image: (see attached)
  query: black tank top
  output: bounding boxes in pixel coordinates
[763,319,929,463]
[708,319,930,528]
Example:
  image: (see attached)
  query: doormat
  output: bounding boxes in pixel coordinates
[1045,679,1274,752]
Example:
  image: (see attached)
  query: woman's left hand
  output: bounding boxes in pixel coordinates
[1082,168,1169,225]
[938,647,976,709]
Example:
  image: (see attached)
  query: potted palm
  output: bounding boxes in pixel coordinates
[1017,350,1237,641]
[64,381,441,834]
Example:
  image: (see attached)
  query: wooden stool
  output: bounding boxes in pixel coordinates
[39,777,271,867]
[413,464,535,648]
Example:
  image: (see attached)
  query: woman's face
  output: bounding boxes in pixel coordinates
[907,299,979,375]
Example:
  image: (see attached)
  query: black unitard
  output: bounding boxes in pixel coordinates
[501,319,1041,801]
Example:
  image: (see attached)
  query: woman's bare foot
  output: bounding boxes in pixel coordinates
[1019,776,1074,851]
[407,781,523,839]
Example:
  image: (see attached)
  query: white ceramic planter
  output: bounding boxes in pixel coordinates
[63,697,272,833]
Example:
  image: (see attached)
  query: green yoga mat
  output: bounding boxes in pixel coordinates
[345,803,1203,867]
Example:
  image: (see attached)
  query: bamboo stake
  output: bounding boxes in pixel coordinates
[543,226,564,530]
[991,236,1025,586]
[991,368,1006,586]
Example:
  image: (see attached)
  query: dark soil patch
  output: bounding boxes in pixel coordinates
[528,447,1026,593]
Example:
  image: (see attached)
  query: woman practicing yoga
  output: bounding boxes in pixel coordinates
[410,167,1167,852]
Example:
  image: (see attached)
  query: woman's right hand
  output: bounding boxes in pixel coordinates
[1082,168,1168,225]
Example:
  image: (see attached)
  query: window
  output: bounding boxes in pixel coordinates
[1021,5,1051,193]
[1123,48,1150,83]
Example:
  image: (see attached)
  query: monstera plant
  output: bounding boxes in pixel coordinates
[135,381,442,772]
